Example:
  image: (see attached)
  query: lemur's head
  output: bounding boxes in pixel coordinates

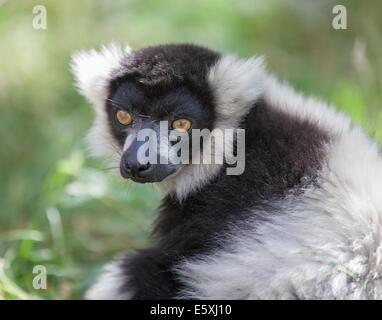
[71,43,265,199]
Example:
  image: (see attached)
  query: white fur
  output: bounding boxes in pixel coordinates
[155,163,222,202]
[71,43,131,162]
[208,54,266,130]
[156,130,224,201]
[263,75,352,136]
[71,42,130,106]
[86,258,134,300]
[173,78,382,300]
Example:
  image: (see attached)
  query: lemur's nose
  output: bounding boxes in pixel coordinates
[120,154,151,178]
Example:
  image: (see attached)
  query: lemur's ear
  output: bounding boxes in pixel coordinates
[208,54,266,130]
[71,42,131,107]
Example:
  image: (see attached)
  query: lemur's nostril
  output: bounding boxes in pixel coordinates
[139,162,151,172]
[121,159,151,178]
[121,160,131,173]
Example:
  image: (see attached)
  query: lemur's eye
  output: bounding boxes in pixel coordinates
[172,119,191,132]
[116,110,132,125]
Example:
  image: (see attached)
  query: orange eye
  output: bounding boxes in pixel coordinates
[116,110,132,125]
[172,119,192,132]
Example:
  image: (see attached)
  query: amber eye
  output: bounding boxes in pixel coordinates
[116,110,132,125]
[172,119,191,132]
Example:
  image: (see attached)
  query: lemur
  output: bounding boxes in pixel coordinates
[71,43,382,299]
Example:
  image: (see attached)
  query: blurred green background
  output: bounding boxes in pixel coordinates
[0,0,381,299]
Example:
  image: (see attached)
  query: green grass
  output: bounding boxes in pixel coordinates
[0,0,381,299]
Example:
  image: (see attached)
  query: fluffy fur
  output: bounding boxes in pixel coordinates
[71,43,130,164]
[71,43,382,300]
[85,258,132,300]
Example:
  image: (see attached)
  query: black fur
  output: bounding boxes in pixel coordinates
[118,97,330,299]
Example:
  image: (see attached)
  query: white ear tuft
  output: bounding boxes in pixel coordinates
[71,42,132,161]
[208,54,267,129]
[71,42,128,107]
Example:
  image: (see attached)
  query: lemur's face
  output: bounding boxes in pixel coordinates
[72,43,265,196]
[106,81,214,183]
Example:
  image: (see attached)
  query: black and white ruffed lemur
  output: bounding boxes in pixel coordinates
[71,43,382,299]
